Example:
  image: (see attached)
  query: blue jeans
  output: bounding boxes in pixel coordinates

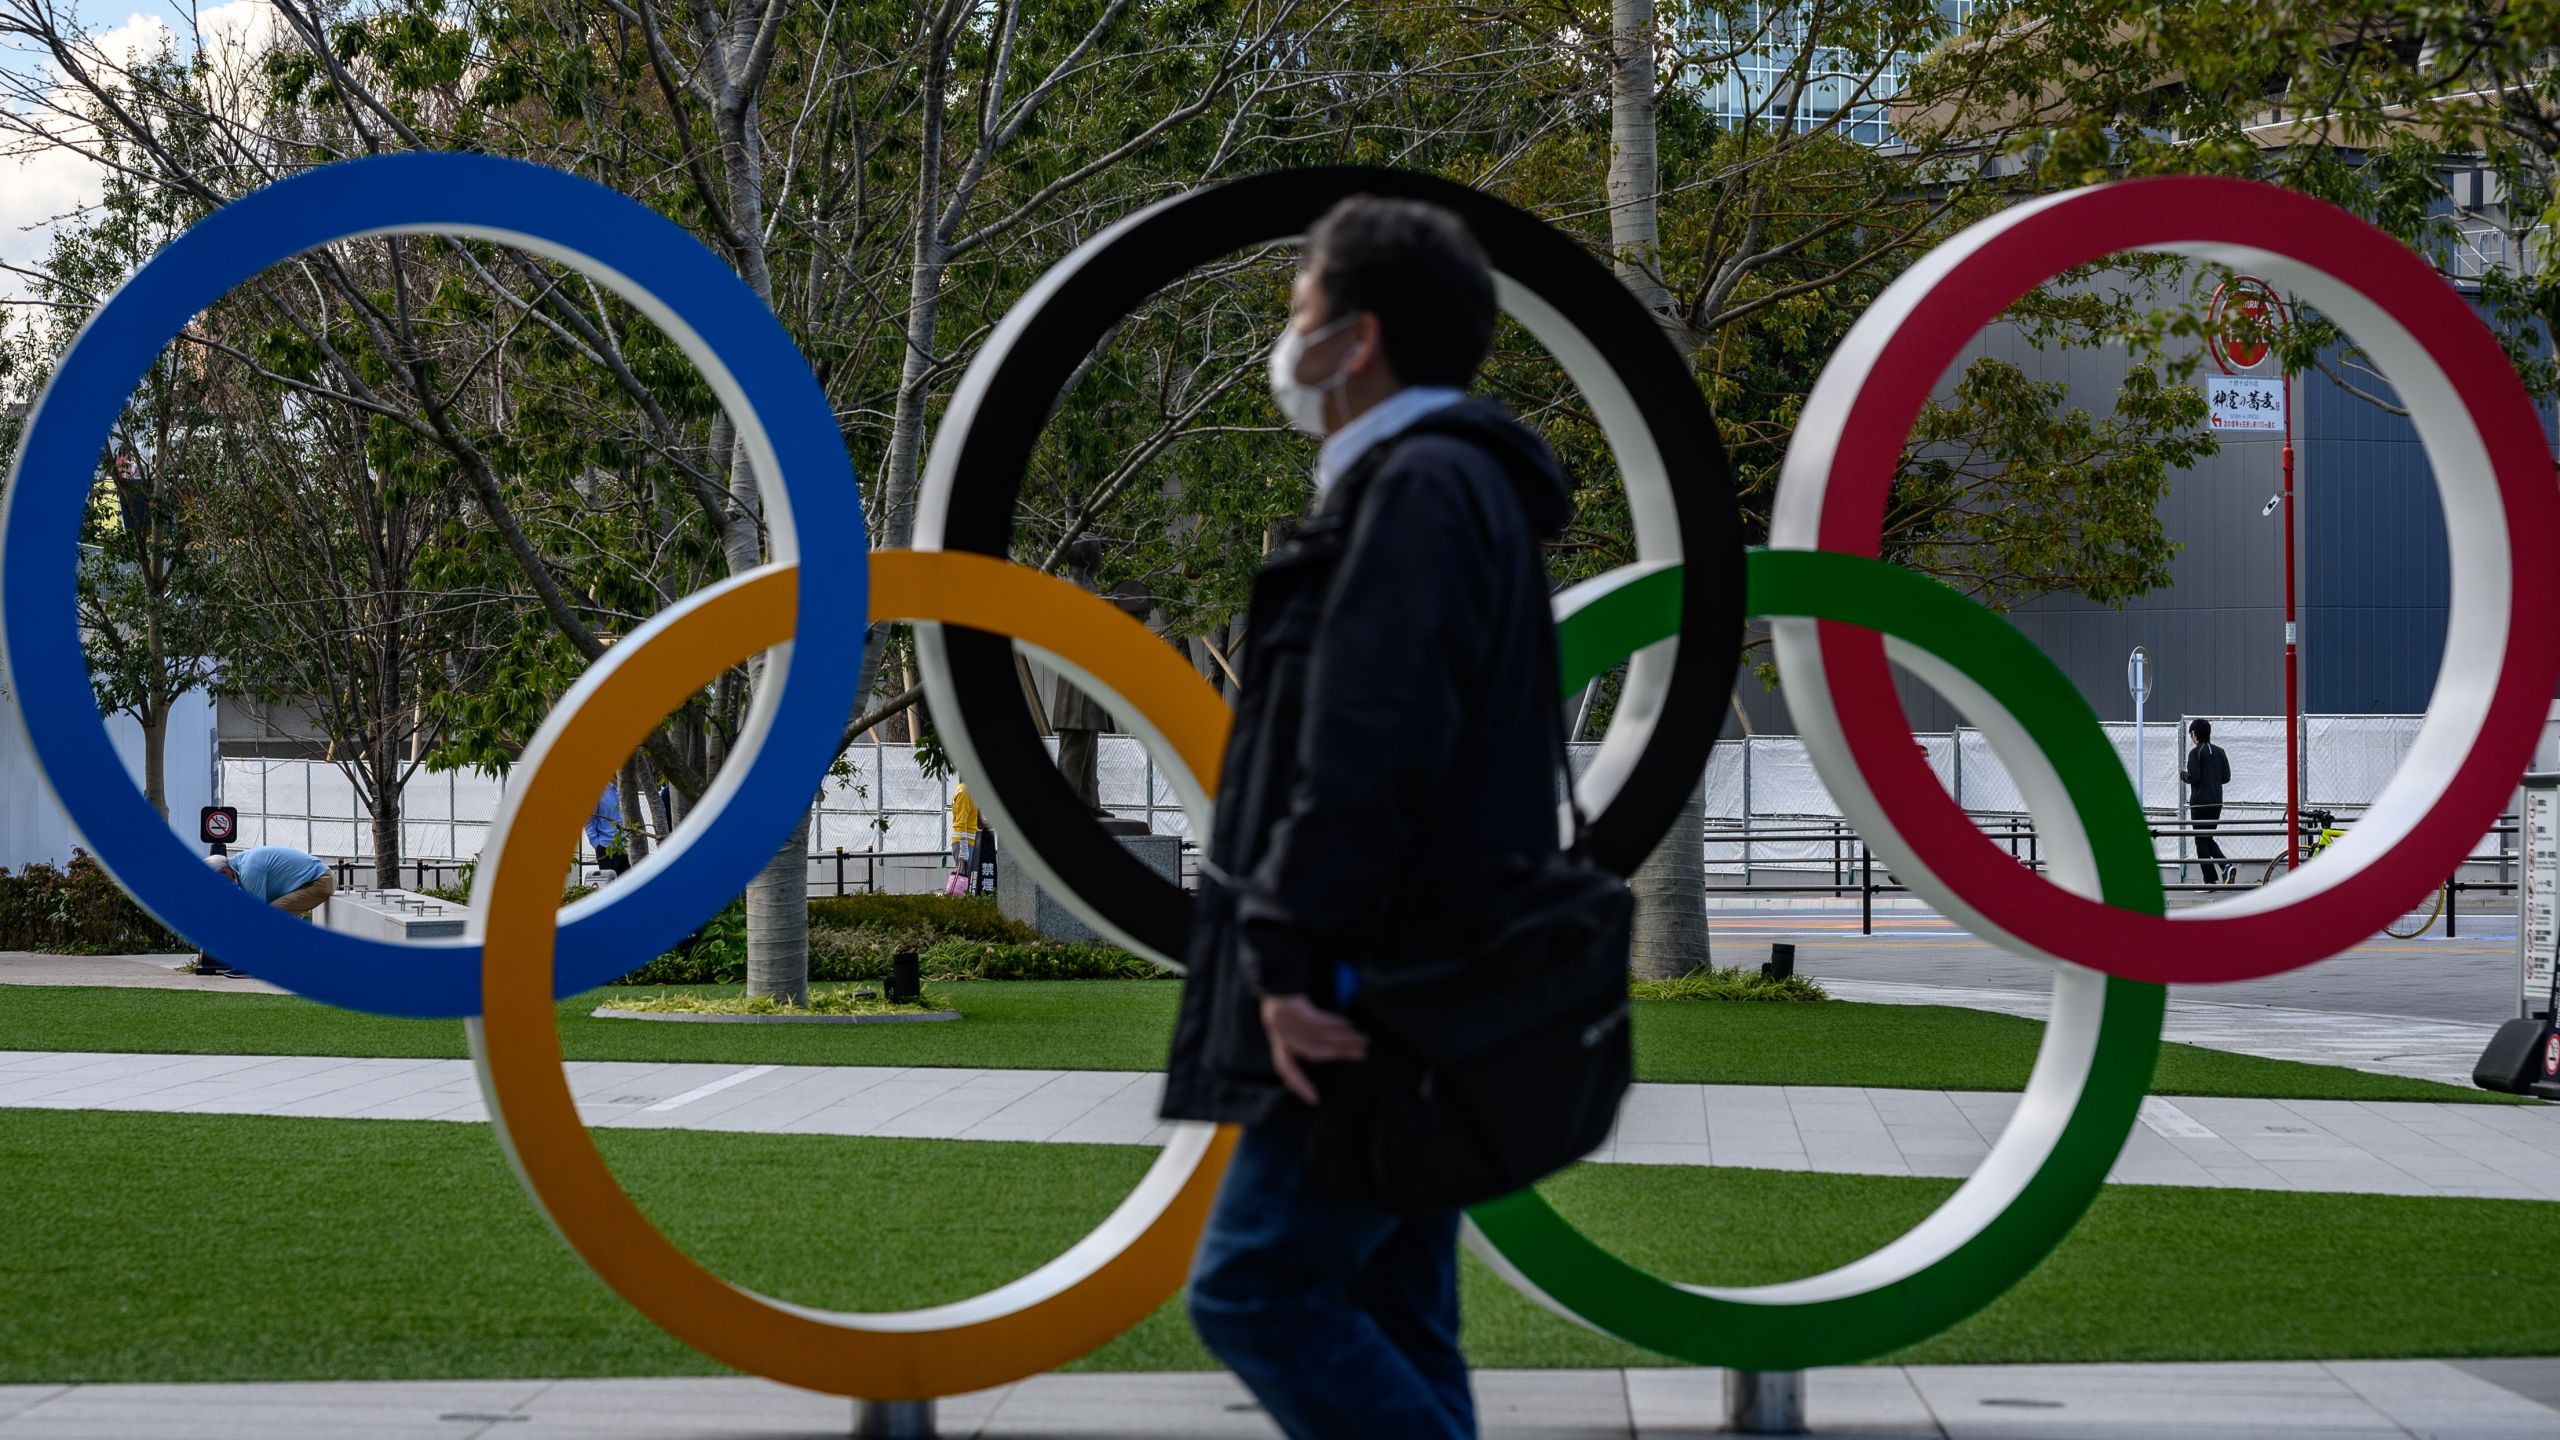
[1187,1108,1475,1440]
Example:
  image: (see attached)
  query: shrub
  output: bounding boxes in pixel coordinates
[1630,968,1829,1003]
[417,859,477,903]
[0,850,181,954]
[919,937,1170,981]
[612,898,751,986]
[807,893,1036,943]
[602,984,947,1017]
[608,894,1151,985]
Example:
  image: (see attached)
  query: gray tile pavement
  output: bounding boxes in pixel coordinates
[1713,905,2524,1025]
[5,1363,2559,1437]
[0,952,279,993]
[1819,977,2505,1089]
[11,1048,2560,1200]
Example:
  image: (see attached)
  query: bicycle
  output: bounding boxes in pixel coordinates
[2253,807,2450,935]
[2382,879,2450,939]
[2255,807,2342,888]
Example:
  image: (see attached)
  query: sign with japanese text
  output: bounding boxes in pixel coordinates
[2205,376,2286,432]
[2524,781,2557,1018]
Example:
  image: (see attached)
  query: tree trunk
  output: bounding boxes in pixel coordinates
[847,30,954,742]
[366,749,402,890]
[704,33,813,1005]
[1608,0,1710,972]
[1057,728,1101,812]
[873,26,951,558]
[639,751,675,845]
[743,809,811,1006]
[139,698,169,819]
[844,206,949,763]
[370,781,402,889]
[1052,541,1107,810]
[617,757,650,864]
[1607,0,1671,319]
[725,431,808,1002]
[1628,774,1708,979]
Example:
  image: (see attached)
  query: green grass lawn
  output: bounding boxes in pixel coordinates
[0,1107,2547,1382]
[0,979,2511,1103]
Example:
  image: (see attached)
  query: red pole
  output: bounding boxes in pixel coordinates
[2283,371,2300,869]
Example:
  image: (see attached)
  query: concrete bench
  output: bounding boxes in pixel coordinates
[319,886,468,942]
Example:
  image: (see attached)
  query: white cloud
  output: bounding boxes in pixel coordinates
[0,2,281,303]
[195,0,282,99]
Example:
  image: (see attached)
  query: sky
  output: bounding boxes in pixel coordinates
[0,0,280,299]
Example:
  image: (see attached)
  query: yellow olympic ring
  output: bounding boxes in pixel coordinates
[469,550,1236,1399]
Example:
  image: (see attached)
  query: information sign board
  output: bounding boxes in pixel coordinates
[2205,375,2286,432]
[2522,777,2558,1017]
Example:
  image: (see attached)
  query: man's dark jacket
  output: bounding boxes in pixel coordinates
[2183,743,2230,806]
[1161,398,1574,1126]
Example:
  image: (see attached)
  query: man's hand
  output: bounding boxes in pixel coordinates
[1261,993,1368,1105]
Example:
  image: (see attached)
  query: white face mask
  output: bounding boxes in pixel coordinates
[1267,314,1359,436]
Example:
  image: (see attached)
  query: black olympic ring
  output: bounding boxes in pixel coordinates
[916,166,1741,960]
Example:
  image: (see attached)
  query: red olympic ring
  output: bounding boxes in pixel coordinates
[1770,177,2560,984]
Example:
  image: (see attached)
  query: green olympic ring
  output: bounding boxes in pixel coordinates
[1467,548,2167,1371]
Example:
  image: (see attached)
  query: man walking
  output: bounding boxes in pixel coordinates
[1161,196,1573,1440]
[2184,718,2233,884]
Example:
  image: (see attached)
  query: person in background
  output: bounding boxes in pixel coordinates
[2183,718,2233,884]
[586,783,631,878]
[207,845,336,915]
[949,780,983,893]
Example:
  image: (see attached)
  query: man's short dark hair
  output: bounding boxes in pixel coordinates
[1304,196,1497,388]
[2190,719,2212,742]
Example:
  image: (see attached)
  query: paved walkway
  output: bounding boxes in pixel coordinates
[1712,907,2526,1025]
[0,952,278,992]
[1824,978,2502,1089]
[10,1049,2560,1200]
[6,1361,2560,1437]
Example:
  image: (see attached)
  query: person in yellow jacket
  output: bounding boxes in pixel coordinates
[949,781,983,891]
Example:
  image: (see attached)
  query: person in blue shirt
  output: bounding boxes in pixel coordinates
[587,783,632,877]
[207,845,336,915]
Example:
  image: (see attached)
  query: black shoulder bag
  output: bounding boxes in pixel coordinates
[1304,723,1635,1212]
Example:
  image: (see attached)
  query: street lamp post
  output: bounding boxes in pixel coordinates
[2129,646,2153,817]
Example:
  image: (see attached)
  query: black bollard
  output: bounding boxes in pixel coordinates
[887,951,921,1004]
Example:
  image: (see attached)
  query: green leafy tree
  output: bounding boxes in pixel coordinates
[0,0,2236,997]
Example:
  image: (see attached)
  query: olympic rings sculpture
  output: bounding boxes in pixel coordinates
[3,155,2551,1396]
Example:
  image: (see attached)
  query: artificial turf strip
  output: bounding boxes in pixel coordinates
[0,979,2515,1104]
[1,1108,2554,1383]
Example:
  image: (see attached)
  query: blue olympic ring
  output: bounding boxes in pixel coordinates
[0,154,867,1018]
